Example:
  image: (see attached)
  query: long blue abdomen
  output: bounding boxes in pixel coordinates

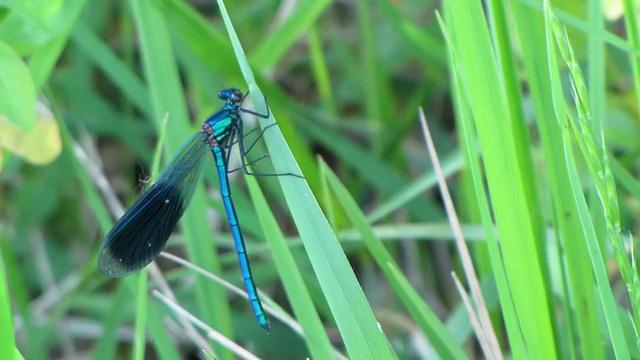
[211,144,269,331]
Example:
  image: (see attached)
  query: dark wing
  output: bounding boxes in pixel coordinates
[98,132,209,277]
[98,182,185,277]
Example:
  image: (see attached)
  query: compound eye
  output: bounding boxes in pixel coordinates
[231,90,243,102]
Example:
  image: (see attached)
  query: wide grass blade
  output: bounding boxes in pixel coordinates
[443,0,557,357]
[0,245,19,360]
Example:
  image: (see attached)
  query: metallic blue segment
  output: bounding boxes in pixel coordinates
[211,144,269,331]
[98,132,209,277]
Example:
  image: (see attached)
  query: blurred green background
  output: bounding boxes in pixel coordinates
[2,0,640,359]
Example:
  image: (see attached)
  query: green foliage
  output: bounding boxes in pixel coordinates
[2,0,640,358]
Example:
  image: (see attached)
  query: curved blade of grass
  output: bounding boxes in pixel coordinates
[158,0,239,76]
[367,150,463,223]
[250,0,332,69]
[308,27,336,114]
[0,245,18,360]
[216,0,394,356]
[0,42,36,130]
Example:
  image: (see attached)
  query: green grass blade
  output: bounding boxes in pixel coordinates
[158,0,238,76]
[440,18,527,356]
[308,27,336,114]
[367,151,463,223]
[251,0,332,70]
[621,0,640,115]
[0,245,18,360]
[0,42,36,130]
[443,0,557,357]
[133,271,148,360]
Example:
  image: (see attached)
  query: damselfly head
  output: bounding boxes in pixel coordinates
[218,88,243,103]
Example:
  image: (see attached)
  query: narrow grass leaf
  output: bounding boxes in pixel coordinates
[0,246,17,360]
[251,0,332,69]
[621,0,640,114]
[308,27,336,114]
[133,271,148,360]
[0,42,36,130]
[159,0,239,76]
[367,151,463,223]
